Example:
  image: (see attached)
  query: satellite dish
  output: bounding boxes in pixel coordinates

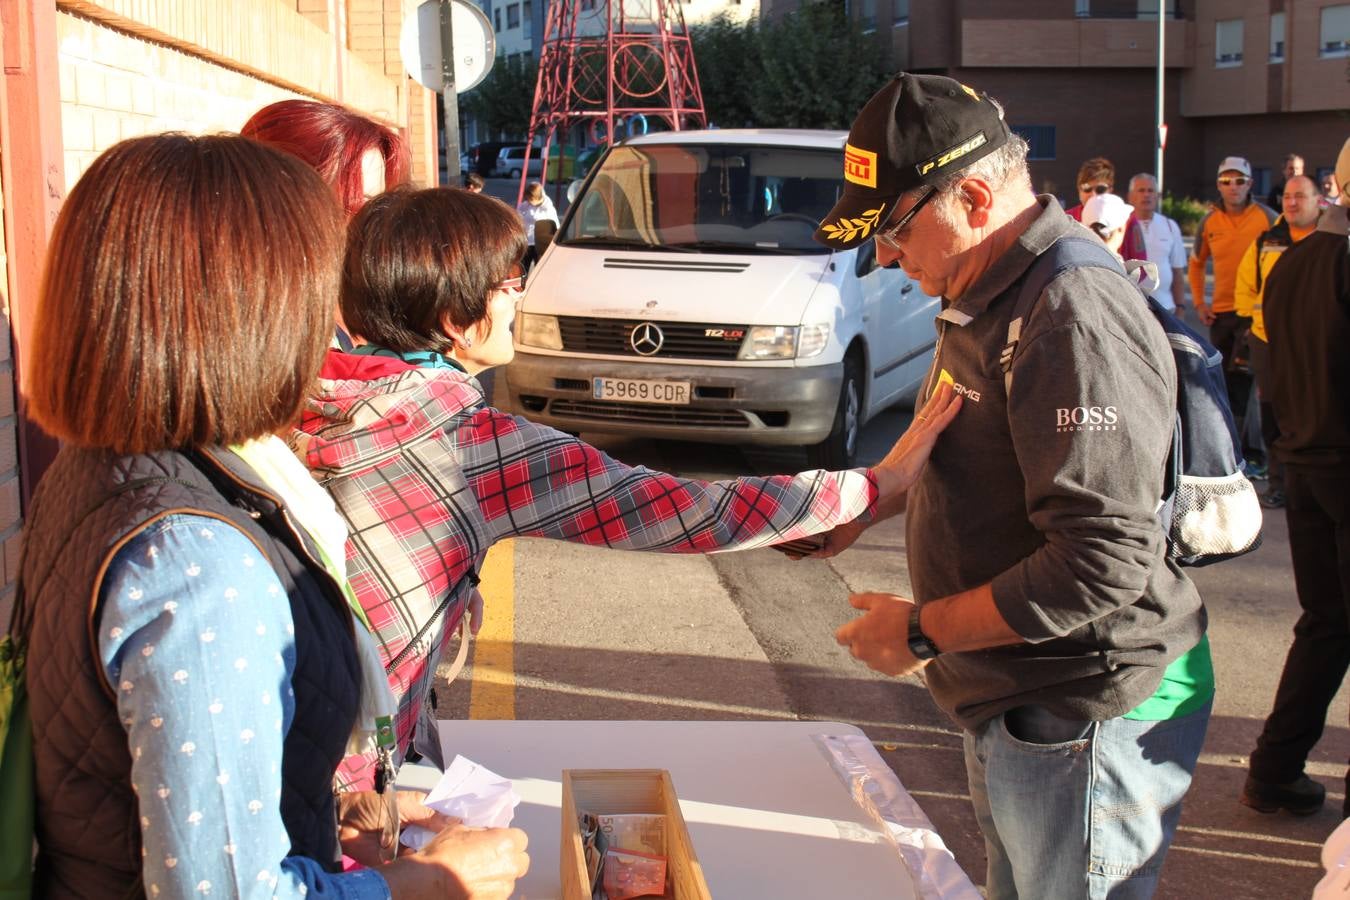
[400,0,496,94]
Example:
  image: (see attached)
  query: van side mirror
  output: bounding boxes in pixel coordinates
[854,240,878,278]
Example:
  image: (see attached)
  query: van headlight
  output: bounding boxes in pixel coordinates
[517,313,563,350]
[739,326,797,360]
[737,324,832,360]
[796,323,830,358]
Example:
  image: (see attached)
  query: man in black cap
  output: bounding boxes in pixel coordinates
[815,73,1211,898]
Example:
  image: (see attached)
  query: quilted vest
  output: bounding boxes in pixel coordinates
[19,445,361,898]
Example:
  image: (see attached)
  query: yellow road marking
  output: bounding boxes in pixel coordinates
[468,540,515,719]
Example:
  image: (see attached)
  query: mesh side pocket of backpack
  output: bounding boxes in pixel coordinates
[1169,472,1264,564]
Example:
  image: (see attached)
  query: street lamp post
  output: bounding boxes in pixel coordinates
[1156,0,1165,194]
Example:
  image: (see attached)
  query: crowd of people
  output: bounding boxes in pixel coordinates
[14,101,960,897]
[10,73,1350,899]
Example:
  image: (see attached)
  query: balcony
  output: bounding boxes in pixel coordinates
[961,16,1190,68]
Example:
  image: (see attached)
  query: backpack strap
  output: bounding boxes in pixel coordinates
[1000,235,1127,395]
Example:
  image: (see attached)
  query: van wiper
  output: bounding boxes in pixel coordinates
[556,236,697,252]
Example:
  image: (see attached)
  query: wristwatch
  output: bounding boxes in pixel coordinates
[907,606,941,660]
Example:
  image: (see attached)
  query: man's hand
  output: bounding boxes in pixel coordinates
[338,789,459,865]
[382,823,530,900]
[835,592,927,677]
[1195,303,1216,326]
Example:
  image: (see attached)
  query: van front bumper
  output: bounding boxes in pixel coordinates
[501,352,843,446]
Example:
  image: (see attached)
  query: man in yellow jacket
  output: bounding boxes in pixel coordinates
[1189,156,1277,416]
[1234,174,1323,508]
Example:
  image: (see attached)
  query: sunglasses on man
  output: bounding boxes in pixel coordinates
[1218,177,1250,187]
[876,187,937,252]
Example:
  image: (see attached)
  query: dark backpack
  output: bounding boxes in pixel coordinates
[1001,235,1263,566]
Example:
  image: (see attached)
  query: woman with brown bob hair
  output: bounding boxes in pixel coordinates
[17,135,527,899]
[294,187,962,788]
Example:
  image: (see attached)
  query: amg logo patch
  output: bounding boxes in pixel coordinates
[937,368,981,403]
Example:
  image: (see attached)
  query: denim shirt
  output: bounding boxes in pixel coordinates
[98,514,390,899]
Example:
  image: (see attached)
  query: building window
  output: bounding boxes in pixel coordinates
[1269,12,1285,62]
[523,0,532,38]
[859,0,875,31]
[494,8,501,30]
[893,0,908,26]
[581,0,595,9]
[1075,0,1090,17]
[1322,5,1350,57]
[507,2,520,28]
[1135,0,1176,19]
[1215,18,1243,67]
[1012,125,1055,161]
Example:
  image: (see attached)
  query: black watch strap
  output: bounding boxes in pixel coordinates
[907,606,941,659]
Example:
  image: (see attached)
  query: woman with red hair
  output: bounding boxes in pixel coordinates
[243,99,411,217]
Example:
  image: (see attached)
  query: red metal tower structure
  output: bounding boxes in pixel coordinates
[519,0,707,204]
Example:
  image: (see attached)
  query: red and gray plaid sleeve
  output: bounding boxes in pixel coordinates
[455,408,877,551]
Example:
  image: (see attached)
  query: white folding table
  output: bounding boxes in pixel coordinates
[398,720,978,899]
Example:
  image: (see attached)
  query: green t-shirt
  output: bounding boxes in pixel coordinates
[1123,633,1214,720]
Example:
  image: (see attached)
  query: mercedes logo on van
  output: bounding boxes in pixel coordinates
[629,322,664,356]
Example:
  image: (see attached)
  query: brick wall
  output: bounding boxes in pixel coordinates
[0,1,438,619]
[56,12,302,190]
[0,182,17,627]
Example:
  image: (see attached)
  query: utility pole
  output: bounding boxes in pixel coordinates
[1155,0,1165,194]
[441,0,461,185]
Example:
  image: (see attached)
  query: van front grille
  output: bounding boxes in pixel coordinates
[557,317,746,360]
[548,400,750,428]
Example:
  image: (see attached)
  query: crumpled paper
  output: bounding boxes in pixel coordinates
[400,755,521,850]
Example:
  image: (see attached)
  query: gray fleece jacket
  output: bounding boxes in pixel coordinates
[910,197,1205,730]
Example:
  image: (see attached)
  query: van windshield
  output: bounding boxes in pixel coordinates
[559,143,843,254]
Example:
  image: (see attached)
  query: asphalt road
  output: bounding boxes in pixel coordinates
[433,390,1348,898]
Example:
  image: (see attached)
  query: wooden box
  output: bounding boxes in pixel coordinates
[560,768,712,900]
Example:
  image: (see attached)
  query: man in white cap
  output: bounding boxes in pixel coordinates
[813,72,1211,899]
[1243,137,1350,819]
[1082,192,1136,258]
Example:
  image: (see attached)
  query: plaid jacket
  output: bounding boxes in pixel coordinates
[293,351,877,788]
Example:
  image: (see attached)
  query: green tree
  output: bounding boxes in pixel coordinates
[689,13,759,129]
[460,54,540,137]
[751,4,888,129]
[689,6,888,130]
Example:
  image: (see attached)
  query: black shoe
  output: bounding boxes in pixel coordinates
[1241,774,1326,815]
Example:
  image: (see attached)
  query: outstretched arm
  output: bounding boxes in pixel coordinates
[464,383,960,554]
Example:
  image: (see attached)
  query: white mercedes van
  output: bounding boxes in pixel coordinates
[501,129,940,468]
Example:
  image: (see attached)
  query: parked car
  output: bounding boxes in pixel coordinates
[495,145,543,178]
[499,128,941,468]
[465,141,522,176]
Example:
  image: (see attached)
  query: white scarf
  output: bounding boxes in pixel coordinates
[230,436,397,758]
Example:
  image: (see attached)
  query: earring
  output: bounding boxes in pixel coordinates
[460,335,473,349]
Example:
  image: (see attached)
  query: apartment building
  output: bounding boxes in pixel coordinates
[762,0,1350,202]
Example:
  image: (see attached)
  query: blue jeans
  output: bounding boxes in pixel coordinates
[963,699,1211,899]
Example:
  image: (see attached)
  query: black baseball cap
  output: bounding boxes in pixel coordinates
[815,73,1011,250]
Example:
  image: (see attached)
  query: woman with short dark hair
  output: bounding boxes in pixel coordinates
[19,135,527,899]
[295,186,962,788]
